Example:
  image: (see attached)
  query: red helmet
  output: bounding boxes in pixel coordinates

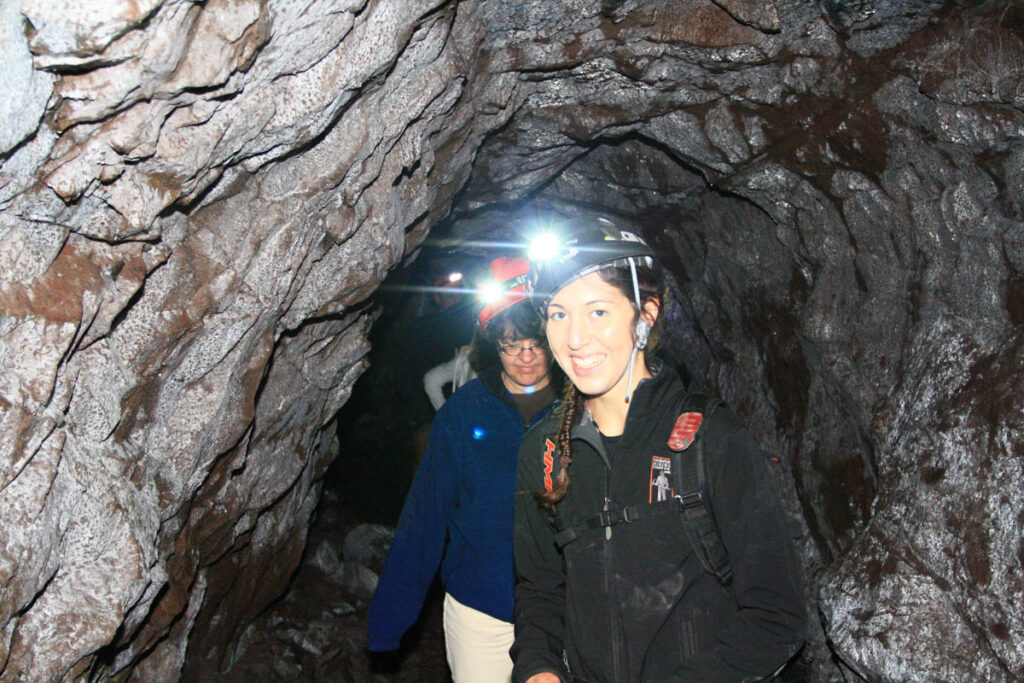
[476,257,529,328]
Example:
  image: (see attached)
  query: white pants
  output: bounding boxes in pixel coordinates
[442,593,514,683]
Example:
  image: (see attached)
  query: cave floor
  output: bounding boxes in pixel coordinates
[223,501,451,682]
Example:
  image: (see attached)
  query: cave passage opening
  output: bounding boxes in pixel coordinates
[327,135,751,525]
[328,130,873,553]
[305,134,847,680]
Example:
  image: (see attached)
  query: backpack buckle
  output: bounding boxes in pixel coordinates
[597,506,635,527]
[676,491,703,509]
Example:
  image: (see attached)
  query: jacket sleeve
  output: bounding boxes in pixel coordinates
[423,357,457,411]
[511,434,569,683]
[669,408,807,681]
[366,411,459,651]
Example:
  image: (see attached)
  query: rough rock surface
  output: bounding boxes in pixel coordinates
[0,0,1021,681]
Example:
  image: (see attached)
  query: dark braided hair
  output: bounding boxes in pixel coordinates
[534,262,665,509]
[535,381,583,508]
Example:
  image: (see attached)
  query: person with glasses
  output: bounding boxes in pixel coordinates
[369,257,559,682]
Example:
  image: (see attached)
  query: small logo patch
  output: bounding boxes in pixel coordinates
[650,455,674,503]
[542,438,555,493]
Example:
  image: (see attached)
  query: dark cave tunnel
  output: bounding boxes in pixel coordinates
[308,136,882,682]
[1,1,1021,682]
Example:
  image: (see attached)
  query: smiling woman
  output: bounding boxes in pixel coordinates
[544,272,658,431]
[511,215,807,683]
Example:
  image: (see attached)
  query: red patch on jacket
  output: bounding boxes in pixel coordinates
[668,412,703,451]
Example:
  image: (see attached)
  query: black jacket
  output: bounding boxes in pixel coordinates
[512,363,806,682]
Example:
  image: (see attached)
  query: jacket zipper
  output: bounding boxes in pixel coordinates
[603,447,625,681]
[571,416,626,680]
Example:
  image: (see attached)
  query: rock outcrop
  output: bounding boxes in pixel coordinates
[1,0,1021,680]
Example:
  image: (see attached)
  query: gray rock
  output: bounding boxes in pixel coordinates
[0,0,54,154]
[329,562,380,605]
[343,523,395,575]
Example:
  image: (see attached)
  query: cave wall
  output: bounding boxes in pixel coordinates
[1,0,1021,680]
[1,0,519,678]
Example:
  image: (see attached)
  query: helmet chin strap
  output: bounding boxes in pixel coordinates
[623,258,649,404]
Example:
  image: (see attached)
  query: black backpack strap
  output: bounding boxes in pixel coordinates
[553,502,669,549]
[671,392,733,586]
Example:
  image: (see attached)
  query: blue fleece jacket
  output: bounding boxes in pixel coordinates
[367,369,554,651]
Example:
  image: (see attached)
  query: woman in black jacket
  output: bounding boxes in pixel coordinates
[511,215,806,683]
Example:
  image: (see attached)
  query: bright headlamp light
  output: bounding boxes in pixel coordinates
[478,279,504,305]
[527,232,562,263]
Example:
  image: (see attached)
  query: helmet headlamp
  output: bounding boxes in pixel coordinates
[475,257,530,328]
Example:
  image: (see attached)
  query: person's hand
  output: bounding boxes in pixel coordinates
[525,673,562,683]
[367,649,402,673]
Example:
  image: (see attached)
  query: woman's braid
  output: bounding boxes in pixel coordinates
[535,381,580,508]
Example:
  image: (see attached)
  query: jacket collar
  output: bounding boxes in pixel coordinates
[480,366,509,401]
[480,365,561,421]
[570,358,684,456]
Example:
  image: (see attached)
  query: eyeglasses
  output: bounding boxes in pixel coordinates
[498,340,546,357]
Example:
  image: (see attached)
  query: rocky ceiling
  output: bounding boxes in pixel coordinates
[1,0,1022,680]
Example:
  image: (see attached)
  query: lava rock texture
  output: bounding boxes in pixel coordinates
[1,0,1021,680]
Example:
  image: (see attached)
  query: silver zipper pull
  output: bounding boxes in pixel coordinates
[604,498,612,539]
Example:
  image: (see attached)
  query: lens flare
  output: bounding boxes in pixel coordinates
[478,280,504,304]
[528,232,562,262]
